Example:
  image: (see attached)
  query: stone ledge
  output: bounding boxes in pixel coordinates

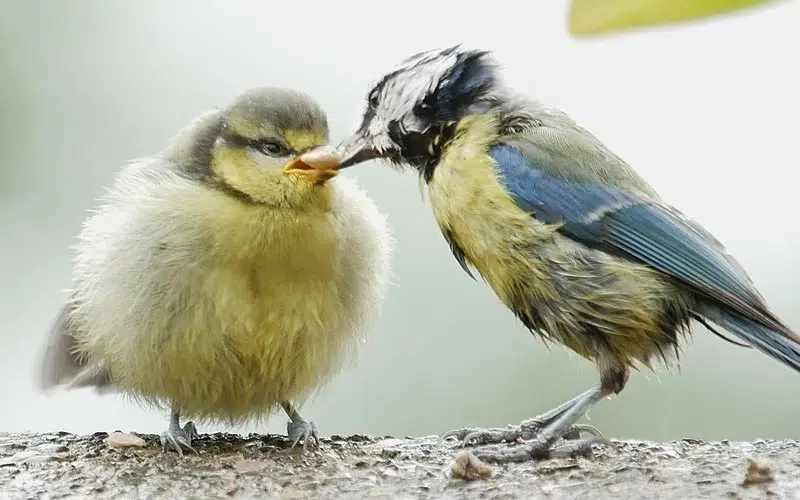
[0,432,796,499]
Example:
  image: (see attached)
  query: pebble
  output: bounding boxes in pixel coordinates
[105,432,146,449]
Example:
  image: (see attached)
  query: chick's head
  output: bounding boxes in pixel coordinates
[168,87,340,207]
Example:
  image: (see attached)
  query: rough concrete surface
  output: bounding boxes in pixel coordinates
[0,431,797,499]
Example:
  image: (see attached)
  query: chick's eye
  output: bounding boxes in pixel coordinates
[257,141,286,156]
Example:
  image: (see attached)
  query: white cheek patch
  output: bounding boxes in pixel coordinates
[370,51,464,135]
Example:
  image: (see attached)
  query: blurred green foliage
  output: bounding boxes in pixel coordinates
[569,0,784,36]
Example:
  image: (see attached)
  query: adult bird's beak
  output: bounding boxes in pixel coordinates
[283,145,341,185]
[336,135,383,170]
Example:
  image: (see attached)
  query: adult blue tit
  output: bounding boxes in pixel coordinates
[39,87,393,456]
[335,46,800,463]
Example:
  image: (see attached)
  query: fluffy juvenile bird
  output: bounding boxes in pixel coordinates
[40,87,392,455]
[335,46,800,463]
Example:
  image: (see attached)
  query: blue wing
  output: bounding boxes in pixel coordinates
[489,144,788,334]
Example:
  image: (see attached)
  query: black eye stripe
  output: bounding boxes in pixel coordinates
[368,89,380,107]
[223,133,293,156]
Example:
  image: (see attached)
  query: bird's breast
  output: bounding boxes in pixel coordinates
[195,196,346,362]
[71,162,392,422]
[426,123,558,295]
[85,177,360,419]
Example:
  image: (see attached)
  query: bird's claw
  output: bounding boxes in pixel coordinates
[469,434,614,464]
[287,418,319,450]
[439,420,597,448]
[437,427,484,446]
[563,424,605,440]
[549,435,616,458]
[160,421,199,456]
[438,425,523,447]
[438,421,611,463]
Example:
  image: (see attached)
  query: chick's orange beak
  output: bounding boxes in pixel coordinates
[282,145,341,185]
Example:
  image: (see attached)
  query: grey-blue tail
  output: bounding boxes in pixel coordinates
[705,307,800,373]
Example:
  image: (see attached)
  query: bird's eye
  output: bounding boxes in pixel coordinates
[257,141,286,156]
[368,89,380,109]
[414,95,436,119]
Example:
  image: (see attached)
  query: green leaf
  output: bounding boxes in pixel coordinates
[568,0,783,36]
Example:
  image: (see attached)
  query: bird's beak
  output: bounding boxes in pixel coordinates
[282,145,341,185]
[336,135,383,170]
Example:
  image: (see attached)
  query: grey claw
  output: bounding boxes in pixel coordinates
[437,428,474,447]
[549,435,614,459]
[461,430,489,447]
[159,432,178,456]
[310,422,319,447]
[160,422,199,456]
[439,426,520,448]
[287,419,318,450]
[183,421,199,442]
[565,424,605,440]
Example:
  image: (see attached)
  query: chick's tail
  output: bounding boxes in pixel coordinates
[702,305,800,374]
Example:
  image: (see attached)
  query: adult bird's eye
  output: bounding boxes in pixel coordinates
[414,95,436,120]
[368,89,380,109]
[258,141,285,156]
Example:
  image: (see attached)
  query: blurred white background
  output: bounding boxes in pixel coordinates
[1,0,798,441]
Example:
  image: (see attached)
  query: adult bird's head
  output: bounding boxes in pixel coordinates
[337,45,502,177]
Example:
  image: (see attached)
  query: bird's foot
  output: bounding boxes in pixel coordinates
[287,417,319,450]
[461,434,611,464]
[438,386,614,463]
[438,421,609,462]
[439,421,604,447]
[160,421,199,457]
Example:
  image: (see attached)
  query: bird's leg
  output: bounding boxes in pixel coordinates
[281,401,318,450]
[159,407,199,456]
[439,367,627,463]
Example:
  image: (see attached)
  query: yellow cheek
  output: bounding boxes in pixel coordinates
[211,146,290,204]
[211,146,333,209]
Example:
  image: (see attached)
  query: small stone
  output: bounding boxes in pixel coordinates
[105,432,146,449]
